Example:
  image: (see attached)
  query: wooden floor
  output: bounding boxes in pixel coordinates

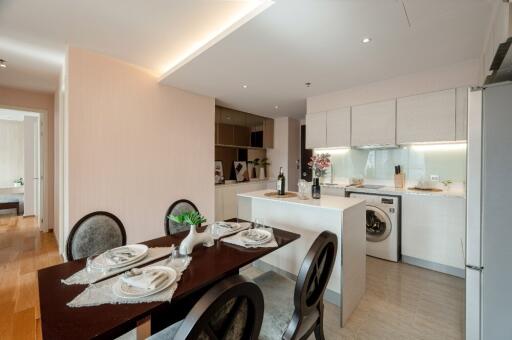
[0,214,464,340]
[0,214,62,340]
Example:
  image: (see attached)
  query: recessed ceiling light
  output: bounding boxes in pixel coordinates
[274,105,279,110]
[361,37,372,44]
[242,84,248,89]
[0,59,7,68]
[305,82,312,87]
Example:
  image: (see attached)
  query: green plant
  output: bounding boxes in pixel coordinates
[252,157,270,168]
[441,179,453,187]
[13,177,24,185]
[168,211,207,226]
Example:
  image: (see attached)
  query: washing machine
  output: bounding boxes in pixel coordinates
[349,192,400,262]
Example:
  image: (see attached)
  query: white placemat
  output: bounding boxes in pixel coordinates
[67,256,191,307]
[62,247,173,285]
[220,228,278,248]
[209,222,251,240]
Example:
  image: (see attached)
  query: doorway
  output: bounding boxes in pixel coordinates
[0,108,45,230]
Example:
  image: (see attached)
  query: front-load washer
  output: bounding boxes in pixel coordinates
[349,192,400,262]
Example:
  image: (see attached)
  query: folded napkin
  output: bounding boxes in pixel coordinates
[221,228,278,249]
[105,248,137,265]
[121,269,168,290]
[210,222,251,240]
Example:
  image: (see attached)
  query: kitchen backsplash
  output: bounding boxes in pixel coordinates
[316,143,466,184]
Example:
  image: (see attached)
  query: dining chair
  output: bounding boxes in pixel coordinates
[254,231,338,340]
[65,211,126,261]
[164,199,199,235]
[150,275,264,340]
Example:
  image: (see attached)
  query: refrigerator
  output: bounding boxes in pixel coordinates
[466,83,512,340]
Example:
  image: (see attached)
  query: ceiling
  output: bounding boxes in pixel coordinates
[0,0,269,92]
[162,0,495,117]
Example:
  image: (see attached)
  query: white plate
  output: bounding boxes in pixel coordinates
[113,266,177,299]
[239,229,272,245]
[93,244,149,269]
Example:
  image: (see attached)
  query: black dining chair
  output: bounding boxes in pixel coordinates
[149,275,264,340]
[164,199,199,235]
[254,231,338,340]
[65,211,126,261]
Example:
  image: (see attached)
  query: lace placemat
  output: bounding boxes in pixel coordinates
[220,228,278,248]
[62,247,173,285]
[67,257,191,307]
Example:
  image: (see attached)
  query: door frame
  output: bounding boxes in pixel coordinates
[0,104,49,231]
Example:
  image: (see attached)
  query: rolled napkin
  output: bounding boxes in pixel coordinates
[121,268,168,290]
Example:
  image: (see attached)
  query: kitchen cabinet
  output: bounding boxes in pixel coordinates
[402,194,466,272]
[351,100,396,146]
[305,112,327,149]
[455,87,468,141]
[397,89,456,144]
[263,118,274,148]
[326,107,351,148]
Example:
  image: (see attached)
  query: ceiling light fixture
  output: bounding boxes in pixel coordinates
[361,37,372,44]
[0,59,7,68]
[274,105,279,110]
[305,82,312,87]
[242,84,248,89]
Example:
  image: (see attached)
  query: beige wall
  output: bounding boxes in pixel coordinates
[0,120,24,187]
[307,58,480,113]
[0,86,55,229]
[66,47,215,243]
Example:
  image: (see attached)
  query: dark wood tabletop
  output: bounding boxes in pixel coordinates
[38,220,300,340]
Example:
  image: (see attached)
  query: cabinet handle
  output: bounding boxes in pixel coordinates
[460,238,465,261]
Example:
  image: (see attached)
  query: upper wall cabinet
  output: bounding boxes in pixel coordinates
[351,99,396,147]
[397,89,456,144]
[306,112,327,149]
[326,107,351,148]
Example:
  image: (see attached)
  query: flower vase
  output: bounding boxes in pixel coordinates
[259,167,266,179]
[179,224,214,255]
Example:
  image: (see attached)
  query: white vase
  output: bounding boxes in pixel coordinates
[259,168,266,179]
[179,225,214,255]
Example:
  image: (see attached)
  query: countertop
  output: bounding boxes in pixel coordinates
[215,178,275,188]
[320,183,466,199]
[238,189,365,211]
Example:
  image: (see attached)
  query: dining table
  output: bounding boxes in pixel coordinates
[38,219,300,339]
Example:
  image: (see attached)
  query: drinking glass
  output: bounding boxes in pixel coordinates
[168,247,189,271]
[298,179,308,199]
[253,217,265,229]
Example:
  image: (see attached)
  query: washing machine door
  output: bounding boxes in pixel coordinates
[366,205,392,242]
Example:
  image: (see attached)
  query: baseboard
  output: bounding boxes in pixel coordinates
[402,255,465,278]
[252,260,341,307]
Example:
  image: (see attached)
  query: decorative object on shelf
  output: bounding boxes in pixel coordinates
[311,178,321,199]
[350,176,364,186]
[308,153,331,183]
[298,179,309,200]
[247,160,256,178]
[441,179,453,191]
[234,161,249,182]
[13,177,24,187]
[264,191,297,198]
[253,158,270,179]
[168,211,213,255]
[214,161,224,184]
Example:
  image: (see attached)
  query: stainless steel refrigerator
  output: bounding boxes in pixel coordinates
[466,83,512,340]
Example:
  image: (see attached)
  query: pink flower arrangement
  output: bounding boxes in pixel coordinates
[308,153,331,178]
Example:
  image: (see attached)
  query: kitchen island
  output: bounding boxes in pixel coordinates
[237,190,366,326]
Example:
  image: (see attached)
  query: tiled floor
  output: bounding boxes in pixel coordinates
[0,214,464,339]
[243,257,465,340]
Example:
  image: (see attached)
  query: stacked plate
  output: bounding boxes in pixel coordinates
[239,229,272,246]
[91,244,149,271]
[113,266,177,299]
[211,221,245,238]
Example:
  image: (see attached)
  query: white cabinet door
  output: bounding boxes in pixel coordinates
[215,187,224,221]
[306,112,327,149]
[326,107,350,148]
[351,100,396,146]
[397,89,456,144]
[455,87,468,141]
[402,195,466,270]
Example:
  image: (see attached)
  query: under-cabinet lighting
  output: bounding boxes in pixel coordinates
[410,143,467,152]
[313,148,350,155]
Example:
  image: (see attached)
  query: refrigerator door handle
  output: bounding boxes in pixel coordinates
[466,264,484,271]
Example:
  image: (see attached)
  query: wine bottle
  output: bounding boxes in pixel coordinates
[312,177,321,199]
[277,167,286,195]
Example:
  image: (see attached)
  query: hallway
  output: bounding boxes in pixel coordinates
[0,214,61,339]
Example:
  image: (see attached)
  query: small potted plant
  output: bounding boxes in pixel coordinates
[13,177,24,187]
[441,179,453,191]
[168,211,213,255]
[308,153,331,183]
[253,158,271,179]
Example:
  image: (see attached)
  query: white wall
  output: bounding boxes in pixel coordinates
[23,116,37,216]
[65,47,215,244]
[307,59,480,113]
[0,119,24,187]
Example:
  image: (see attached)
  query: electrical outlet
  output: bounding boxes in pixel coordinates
[430,175,440,181]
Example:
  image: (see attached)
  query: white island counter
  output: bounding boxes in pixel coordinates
[237,190,366,326]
